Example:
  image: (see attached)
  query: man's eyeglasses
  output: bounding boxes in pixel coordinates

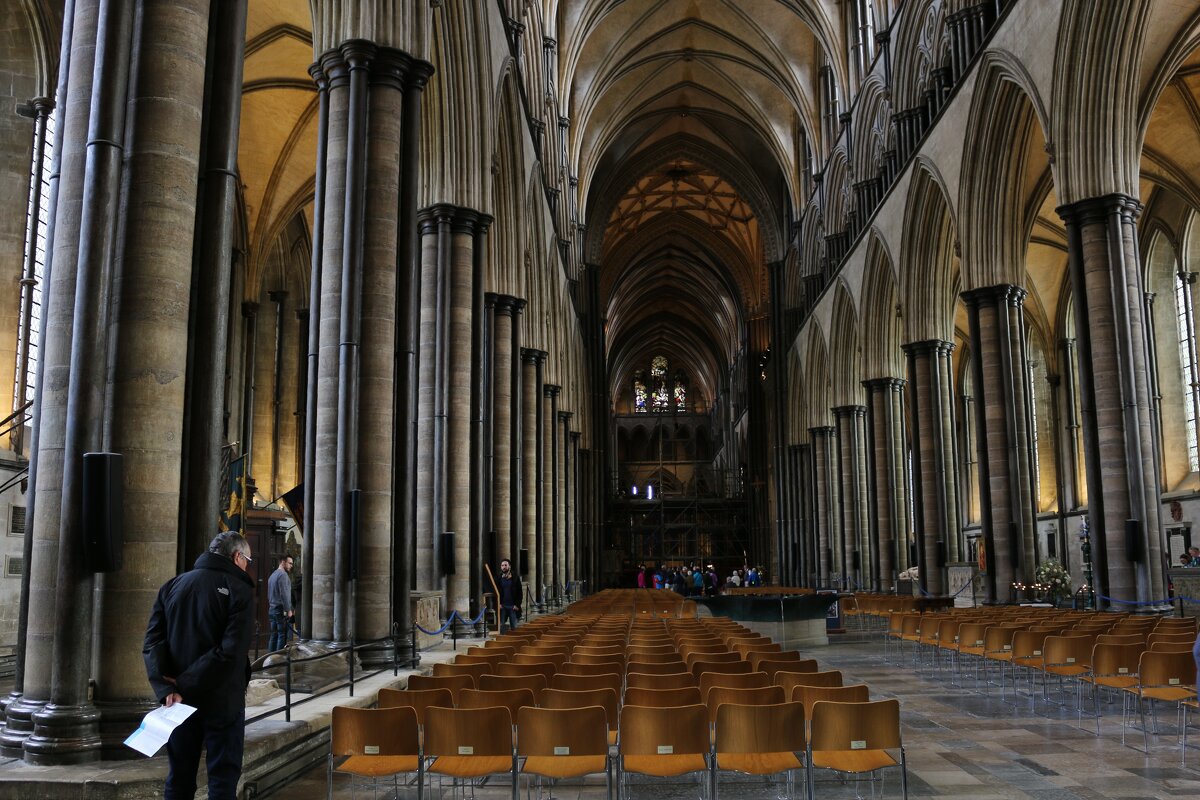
[240,552,253,564]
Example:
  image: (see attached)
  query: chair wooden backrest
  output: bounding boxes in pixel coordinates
[713,701,806,756]
[956,622,990,652]
[790,684,870,719]
[705,685,786,723]
[690,659,752,678]
[493,662,556,683]
[776,670,843,695]
[539,687,620,732]
[627,644,676,657]
[469,644,514,657]
[1011,630,1051,663]
[982,624,1023,656]
[408,674,474,703]
[377,687,453,725]
[685,650,740,668]
[767,662,820,685]
[331,705,420,757]
[458,688,537,718]
[1087,642,1144,683]
[559,661,623,677]
[566,651,622,665]
[510,653,567,669]
[626,671,698,690]
[572,645,623,658]
[699,671,771,703]
[625,660,686,675]
[1136,650,1197,690]
[455,653,507,669]
[433,662,489,686]
[1097,633,1145,646]
[753,658,814,681]
[548,671,622,695]
[423,705,514,758]
[732,641,782,658]
[809,699,901,755]
[624,685,703,707]
[1147,632,1196,647]
[619,704,710,757]
[516,705,609,760]
[478,673,548,698]
[1041,635,1094,674]
[747,650,802,670]
[624,652,684,665]
[1150,641,1195,653]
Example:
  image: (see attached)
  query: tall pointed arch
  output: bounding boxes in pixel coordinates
[900,160,959,343]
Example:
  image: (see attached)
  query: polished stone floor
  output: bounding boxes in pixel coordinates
[294,633,1200,799]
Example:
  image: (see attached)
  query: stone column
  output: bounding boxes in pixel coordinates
[520,349,545,603]
[863,378,907,590]
[543,384,560,604]
[569,430,581,588]
[1,0,82,759]
[1058,338,1082,509]
[808,426,838,586]
[963,285,1038,603]
[489,296,522,563]
[467,218,491,628]
[903,340,959,596]
[833,406,870,590]
[178,0,246,569]
[1058,195,1166,605]
[558,411,572,592]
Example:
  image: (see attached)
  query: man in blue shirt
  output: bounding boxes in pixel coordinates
[267,554,294,651]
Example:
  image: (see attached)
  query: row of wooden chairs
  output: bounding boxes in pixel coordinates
[330,696,906,800]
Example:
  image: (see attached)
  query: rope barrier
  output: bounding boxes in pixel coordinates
[413,607,490,636]
[1096,593,1200,606]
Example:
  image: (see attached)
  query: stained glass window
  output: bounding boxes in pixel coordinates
[674,382,686,409]
[634,376,647,412]
[650,356,668,409]
[1177,275,1199,472]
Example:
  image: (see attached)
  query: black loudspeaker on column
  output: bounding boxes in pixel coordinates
[1125,519,1142,563]
[440,532,456,575]
[347,489,361,580]
[937,540,947,568]
[519,548,529,576]
[851,550,861,571]
[909,542,919,567]
[83,452,123,573]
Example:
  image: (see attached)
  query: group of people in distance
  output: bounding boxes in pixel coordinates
[1179,546,1200,567]
[634,562,764,595]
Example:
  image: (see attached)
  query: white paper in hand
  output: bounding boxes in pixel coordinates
[124,703,197,757]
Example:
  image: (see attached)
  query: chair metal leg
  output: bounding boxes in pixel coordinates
[900,748,909,800]
[328,754,334,800]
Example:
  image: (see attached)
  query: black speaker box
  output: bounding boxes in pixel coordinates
[851,550,861,571]
[519,548,529,576]
[909,542,919,567]
[1125,519,1142,563]
[83,452,123,573]
[440,532,456,575]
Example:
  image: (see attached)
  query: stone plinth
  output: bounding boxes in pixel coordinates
[1169,568,1200,619]
[412,590,445,649]
[947,562,982,607]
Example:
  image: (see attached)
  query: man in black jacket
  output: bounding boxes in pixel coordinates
[143,531,256,799]
[497,558,522,631]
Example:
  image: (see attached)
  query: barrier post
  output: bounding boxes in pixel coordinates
[284,647,292,723]
[348,637,356,697]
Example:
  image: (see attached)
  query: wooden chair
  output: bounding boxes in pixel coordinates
[458,688,537,721]
[424,705,516,800]
[686,651,740,668]
[548,671,622,696]
[510,653,567,670]
[329,705,421,800]
[408,674,474,705]
[493,662,556,684]
[573,645,624,657]
[624,685,703,708]
[1120,650,1197,750]
[433,662,489,687]
[713,701,806,800]
[517,706,612,799]
[807,699,907,799]
[1038,635,1094,707]
[789,684,870,725]
[454,653,507,669]
[776,670,843,695]
[704,685,785,724]
[627,671,697,690]
[378,687,454,726]
[754,659,815,682]
[539,687,621,746]
[627,660,688,675]
[560,661,624,677]
[619,704,711,797]
[690,660,752,679]
[572,652,626,667]
[624,651,684,665]
[627,644,677,657]
[700,671,771,704]
[748,650,802,671]
[1077,642,1143,734]
[478,673,548,700]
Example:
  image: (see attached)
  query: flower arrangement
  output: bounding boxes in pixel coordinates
[1033,558,1073,603]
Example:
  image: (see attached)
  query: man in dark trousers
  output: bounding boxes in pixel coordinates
[143,531,256,799]
[267,554,294,651]
[498,558,522,631]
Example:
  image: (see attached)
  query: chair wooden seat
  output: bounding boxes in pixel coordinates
[428,755,513,778]
[517,705,610,782]
[622,753,708,777]
[807,699,907,795]
[329,706,421,796]
[810,749,897,773]
[716,751,803,775]
[338,755,420,777]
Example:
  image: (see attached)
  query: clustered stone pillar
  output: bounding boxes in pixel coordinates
[521,349,546,602]
[558,411,572,593]
[489,295,524,562]
[833,406,870,589]
[903,340,959,596]
[2,0,223,764]
[1058,195,1166,604]
[963,285,1038,603]
[569,430,581,585]
[542,384,560,604]
[808,426,838,586]
[309,42,419,645]
[415,205,490,617]
[863,378,908,589]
